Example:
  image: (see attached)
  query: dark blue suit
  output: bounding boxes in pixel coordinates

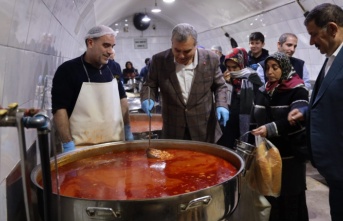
[307,46,343,221]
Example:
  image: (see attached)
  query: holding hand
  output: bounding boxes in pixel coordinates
[141,99,155,117]
[252,125,267,137]
[288,108,305,126]
[63,140,75,152]
[216,107,230,127]
[124,125,134,141]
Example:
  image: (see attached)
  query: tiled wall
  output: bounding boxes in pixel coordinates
[0,0,342,220]
[0,0,92,219]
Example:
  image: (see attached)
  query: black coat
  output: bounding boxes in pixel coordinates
[308,47,343,181]
[252,83,309,195]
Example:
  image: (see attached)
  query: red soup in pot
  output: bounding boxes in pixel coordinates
[41,149,238,200]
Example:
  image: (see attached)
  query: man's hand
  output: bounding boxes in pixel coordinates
[288,109,304,126]
[216,107,230,127]
[63,141,75,152]
[124,125,134,141]
[141,99,155,117]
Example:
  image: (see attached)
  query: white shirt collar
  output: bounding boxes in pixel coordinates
[324,43,343,76]
[326,42,343,58]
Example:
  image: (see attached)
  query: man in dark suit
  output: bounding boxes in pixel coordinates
[140,23,229,143]
[288,3,343,221]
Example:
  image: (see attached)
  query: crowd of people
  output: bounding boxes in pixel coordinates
[51,3,342,221]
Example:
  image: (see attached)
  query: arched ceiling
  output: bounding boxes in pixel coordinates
[94,0,296,33]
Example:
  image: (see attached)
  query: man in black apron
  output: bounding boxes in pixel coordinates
[52,25,133,152]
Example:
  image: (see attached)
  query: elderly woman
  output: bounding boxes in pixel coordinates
[217,47,263,148]
[251,52,309,221]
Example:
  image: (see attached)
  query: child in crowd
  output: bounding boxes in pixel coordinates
[248,32,269,70]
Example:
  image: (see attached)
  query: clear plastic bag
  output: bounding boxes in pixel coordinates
[246,136,282,197]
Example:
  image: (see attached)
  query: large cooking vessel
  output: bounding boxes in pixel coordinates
[31,140,244,221]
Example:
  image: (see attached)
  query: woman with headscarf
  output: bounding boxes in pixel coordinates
[251,52,309,221]
[217,47,263,148]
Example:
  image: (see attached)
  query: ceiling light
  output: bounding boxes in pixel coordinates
[163,0,175,3]
[142,14,151,22]
[151,8,161,13]
[142,8,151,22]
[151,0,161,13]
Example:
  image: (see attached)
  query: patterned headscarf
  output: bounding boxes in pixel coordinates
[264,52,292,81]
[224,47,248,69]
[264,52,304,95]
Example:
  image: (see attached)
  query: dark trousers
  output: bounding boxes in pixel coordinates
[326,179,343,221]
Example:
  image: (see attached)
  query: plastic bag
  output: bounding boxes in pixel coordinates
[247,136,282,197]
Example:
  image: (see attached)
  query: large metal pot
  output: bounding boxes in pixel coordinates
[31,140,245,221]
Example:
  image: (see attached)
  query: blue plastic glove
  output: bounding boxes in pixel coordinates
[124,125,134,141]
[63,140,75,153]
[216,107,230,127]
[250,64,259,70]
[141,99,155,117]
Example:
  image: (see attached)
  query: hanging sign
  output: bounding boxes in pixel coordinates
[134,38,148,49]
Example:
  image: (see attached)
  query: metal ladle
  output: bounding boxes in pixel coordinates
[145,88,172,160]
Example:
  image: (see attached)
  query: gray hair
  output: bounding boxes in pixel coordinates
[171,23,198,45]
[278,33,297,45]
[211,45,222,52]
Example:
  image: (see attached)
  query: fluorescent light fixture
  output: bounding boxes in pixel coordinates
[151,0,161,13]
[151,8,161,13]
[163,0,175,3]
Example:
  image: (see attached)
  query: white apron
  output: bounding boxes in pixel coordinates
[69,80,124,145]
